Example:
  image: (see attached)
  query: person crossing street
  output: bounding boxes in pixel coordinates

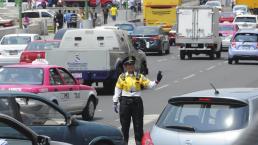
[113,57,163,145]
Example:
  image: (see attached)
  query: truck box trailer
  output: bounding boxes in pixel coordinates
[176,6,222,60]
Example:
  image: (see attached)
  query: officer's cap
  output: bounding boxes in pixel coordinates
[123,57,135,65]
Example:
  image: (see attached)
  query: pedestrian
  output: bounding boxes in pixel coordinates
[78,8,85,28]
[137,1,141,13]
[23,14,30,33]
[113,57,163,145]
[70,10,78,28]
[64,10,72,28]
[103,7,109,24]
[110,4,118,21]
[56,10,64,30]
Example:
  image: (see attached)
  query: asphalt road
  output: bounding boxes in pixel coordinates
[94,48,258,143]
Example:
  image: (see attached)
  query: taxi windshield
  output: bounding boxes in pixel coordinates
[219,25,234,31]
[0,67,43,85]
[27,41,60,50]
[132,27,160,35]
[1,36,31,45]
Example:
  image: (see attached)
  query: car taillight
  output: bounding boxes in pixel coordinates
[231,41,236,48]
[142,131,154,145]
[20,51,45,63]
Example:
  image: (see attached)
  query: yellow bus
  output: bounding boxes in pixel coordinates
[143,0,182,32]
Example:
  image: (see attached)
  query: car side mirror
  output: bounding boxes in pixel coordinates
[67,115,77,126]
[37,135,51,145]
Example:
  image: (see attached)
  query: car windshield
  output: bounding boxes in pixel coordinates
[132,27,160,35]
[1,36,31,45]
[206,2,220,7]
[157,98,248,133]
[54,29,67,40]
[0,97,66,126]
[118,24,134,31]
[219,25,234,31]
[234,33,258,42]
[221,12,234,17]
[234,17,256,23]
[0,67,43,85]
[27,41,60,50]
[234,7,247,12]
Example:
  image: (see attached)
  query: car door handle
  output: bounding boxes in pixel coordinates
[69,88,73,91]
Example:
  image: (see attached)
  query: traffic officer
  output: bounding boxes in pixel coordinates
[113,57,163,145]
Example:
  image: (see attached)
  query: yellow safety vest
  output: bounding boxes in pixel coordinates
[116,73,151,93]
[110,7,118,16]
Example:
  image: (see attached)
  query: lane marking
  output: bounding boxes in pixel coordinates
[200,70,203,73]
[224,61,227,63]
[157,58,168,62]
[97,109,102,112]
[155,84,169,91]
[206,65,216,71]
[173,80,179,84]
[183,74,196,80]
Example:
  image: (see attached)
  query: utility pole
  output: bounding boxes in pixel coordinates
[18,0,22,29]
[85,0,89,19]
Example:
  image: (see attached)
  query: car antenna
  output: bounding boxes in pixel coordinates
[210,83,219,95]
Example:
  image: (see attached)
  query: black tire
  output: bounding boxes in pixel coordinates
[235,59,239,64]
[82,98,96,121]
[216,51,221,59]
[158,49,163,56]
[180,51,185,60]
[188,53,192,59]
[165,46,170,54]
[209,52,215,60]
[103,80,116,91]
[228,58,233,64]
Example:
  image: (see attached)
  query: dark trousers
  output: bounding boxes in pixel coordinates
[119,97,144,145]
[112,16,116,21]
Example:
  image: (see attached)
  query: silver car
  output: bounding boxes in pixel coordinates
[143,88,258,145]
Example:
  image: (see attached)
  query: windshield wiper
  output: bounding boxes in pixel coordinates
[164,125,195,132]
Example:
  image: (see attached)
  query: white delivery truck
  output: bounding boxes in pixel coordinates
[45,29,148,91]
[176,6,222,60]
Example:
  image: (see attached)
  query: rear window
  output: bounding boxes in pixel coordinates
[27,41,60,50]
[234,33,258,42]
[157,97,248,133]
[234,17,256,23]
[1,36,31,45]
[22,12,39,18]
[118,24,134,31]
[132,27,160,35]
[0,67,43,85]
[219,25,234,31]
[221,12,235,17]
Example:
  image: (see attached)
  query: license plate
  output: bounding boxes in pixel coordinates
[9,50,18,55]
[72,73,83,79]
[191,44,198,47]
[241,46,250,50]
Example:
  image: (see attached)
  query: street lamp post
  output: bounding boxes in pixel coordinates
[85,0,89,19]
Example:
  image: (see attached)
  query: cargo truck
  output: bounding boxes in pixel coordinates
[236,0,258,14]
[143,0,182,32]
[176,6,222,60]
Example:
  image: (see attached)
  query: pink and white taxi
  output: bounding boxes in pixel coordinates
[0,63,98,121]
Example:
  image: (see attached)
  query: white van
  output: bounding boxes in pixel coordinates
[22,9,55,27]
[45,29,148,91]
